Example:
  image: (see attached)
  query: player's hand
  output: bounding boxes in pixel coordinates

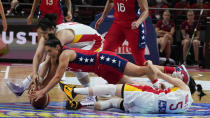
[65,11,72,22]
[131,21,140,29]
[30,90,44,101]
[2,18,7,31]
[27,15,33,25]
[95,17,104,30]
[31,73,40,88]
[144,60,153,66]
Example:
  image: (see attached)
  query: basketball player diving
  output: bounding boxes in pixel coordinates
[29,38,194,114]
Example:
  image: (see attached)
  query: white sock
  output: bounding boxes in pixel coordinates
[74,84,117,96]
[95,98,122,110]
[74,88,89,95]
[91,84,116,96]
[21,75,32,90]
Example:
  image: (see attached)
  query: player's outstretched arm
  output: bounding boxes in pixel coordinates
[65,0,72,21]
[95,0,113,30]
[30,50,76,101]
[32,37,46,83]
[0,0,7,31]
[131,0,149,29]
[27,0,40,24]
[157,69,189,91]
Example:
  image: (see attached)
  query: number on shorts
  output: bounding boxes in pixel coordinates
[46,0,53,6]
[117,3,126,13]
[169,102,183,110]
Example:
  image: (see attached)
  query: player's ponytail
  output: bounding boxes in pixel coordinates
[189,77,206,101]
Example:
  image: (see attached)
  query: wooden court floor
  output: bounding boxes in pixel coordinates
[0,65,210,104]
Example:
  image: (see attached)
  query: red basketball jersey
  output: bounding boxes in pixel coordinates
[113,0,139,22]
[40,0,62,13]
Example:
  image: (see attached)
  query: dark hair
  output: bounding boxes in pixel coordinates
[189,77,206,101]
[45,34,62,48]
[37,13,57,31]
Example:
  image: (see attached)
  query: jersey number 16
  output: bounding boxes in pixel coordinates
[117,3,126,13]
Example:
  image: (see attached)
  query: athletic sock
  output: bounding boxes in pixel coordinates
[22,75,32,90]
[74,88,89,95]
[74,84,117,96]
[94,98,122,110]
[91,84,116,96]
[164,66,175,74]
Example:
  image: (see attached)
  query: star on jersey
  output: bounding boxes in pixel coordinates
[84,58,89,63]
[73,52,96,65]
[106,57,111,62]
[112,59,117,63]
[100,55,105,60]
[90,58,94,62]
[79,57,83,62]
[142,35,145,39]
[99,53,127,73]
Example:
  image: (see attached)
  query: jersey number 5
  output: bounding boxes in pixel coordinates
[46,0,53,6]
[117,3,126,13]
[169,102,183,110]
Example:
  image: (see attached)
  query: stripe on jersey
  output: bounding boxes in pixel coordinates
[71,52,96,65]
[99,53,127,73]
[73,35,83,43]
[58,0,65,23]
[73,34,101,43]
[124,84,179,95]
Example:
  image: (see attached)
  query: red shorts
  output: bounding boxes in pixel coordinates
[96,51,128,84]
[103,21,146,66]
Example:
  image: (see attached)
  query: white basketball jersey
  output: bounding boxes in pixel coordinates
[56,22,103,51]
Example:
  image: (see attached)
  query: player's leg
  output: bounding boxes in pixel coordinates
[123,61,157,82]
[193,39,200,64]
[94,97,123,110]
[6,61,49,96]
[182,39,190,63]
[125,27,146,66]
[103,23,125,51]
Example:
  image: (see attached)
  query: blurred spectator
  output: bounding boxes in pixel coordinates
[6,0,18,16]
[191,0,210,18]
[174,0,190,19]
[0,0,7,31]
[156,10,175,65]
[181,10,200,65]
[150,0,168,22]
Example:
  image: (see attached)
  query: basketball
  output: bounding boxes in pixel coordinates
[0,39,9,57]
[30,93,50,109]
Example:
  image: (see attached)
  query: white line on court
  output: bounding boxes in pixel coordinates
[4,66,10,79]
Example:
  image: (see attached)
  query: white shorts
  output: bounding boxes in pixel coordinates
[122,84,193,114]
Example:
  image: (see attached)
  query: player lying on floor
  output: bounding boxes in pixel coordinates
[30,37,206,112]
[29,36,168,100]
[29,38,194,113]
[58,64,193,114]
